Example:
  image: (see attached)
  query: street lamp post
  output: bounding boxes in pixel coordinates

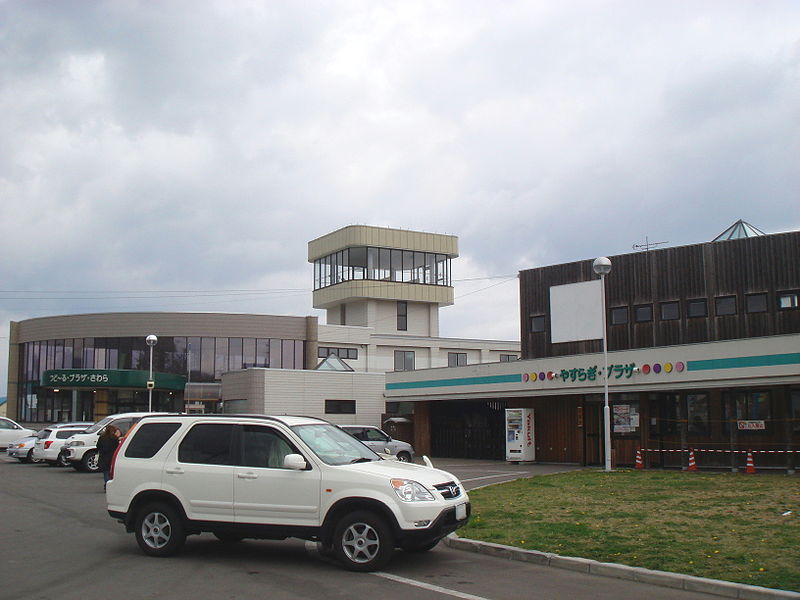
[593,257,612,472]
[146,334,158,412]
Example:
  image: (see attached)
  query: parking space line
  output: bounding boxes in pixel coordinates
[373,572,491,600]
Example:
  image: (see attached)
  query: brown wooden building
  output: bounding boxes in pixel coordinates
[386,226,800,470]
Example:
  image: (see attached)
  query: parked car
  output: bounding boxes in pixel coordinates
[6,435,42,463]
[62,412,166,472]
[107,414,469,571]
[32,422,95,466]
[339,425,415,462]
[0,416,36,446]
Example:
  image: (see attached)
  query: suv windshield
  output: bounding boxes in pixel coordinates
[291,423,378,466]
[84,416,114,434]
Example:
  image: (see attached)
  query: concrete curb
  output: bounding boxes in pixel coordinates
[443,534,800,599]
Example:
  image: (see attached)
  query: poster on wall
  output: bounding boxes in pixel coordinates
[613,404,639,433]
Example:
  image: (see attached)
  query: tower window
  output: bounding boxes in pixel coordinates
[397,301,408,331]
[448,352,467,367]
[394,350,415,371]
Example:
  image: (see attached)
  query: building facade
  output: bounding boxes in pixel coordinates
[386,228,800,469]
[7,225,519,427]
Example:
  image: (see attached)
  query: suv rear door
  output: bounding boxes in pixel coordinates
[233,424,321,526]
[165,422,237,522]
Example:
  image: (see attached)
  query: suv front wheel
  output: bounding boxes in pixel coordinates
[332,511,393,572]
[135,503,186,557]
[81,449,100,473]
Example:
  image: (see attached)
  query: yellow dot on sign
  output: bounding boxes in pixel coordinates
[664,362,673,373]
[759,568,765,572]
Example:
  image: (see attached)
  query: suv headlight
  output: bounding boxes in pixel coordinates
[391,479,434,502]
[68,440,84,447]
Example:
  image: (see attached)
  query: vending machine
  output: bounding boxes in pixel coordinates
[505,408,535,462]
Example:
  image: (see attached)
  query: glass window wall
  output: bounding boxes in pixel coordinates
[313,245,452,290]
[17,335,308,423]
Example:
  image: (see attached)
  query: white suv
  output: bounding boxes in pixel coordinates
[32,422,94,466]
[107,414,470,571]
[63,412,166,472]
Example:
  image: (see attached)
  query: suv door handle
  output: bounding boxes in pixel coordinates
[237,472,258,480]
[165,467,185,475]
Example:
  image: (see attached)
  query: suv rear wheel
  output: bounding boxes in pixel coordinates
[135,503,186,557]
[332,510,393,572]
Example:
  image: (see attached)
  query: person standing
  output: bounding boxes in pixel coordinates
[97,425,121,490]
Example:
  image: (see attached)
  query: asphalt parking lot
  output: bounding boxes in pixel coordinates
[1,456,728,600]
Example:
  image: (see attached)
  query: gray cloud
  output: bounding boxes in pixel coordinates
[2,0,799,391]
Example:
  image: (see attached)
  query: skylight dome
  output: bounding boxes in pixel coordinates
[712,220,766,241]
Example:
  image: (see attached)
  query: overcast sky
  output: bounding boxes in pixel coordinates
[2,1,799,393]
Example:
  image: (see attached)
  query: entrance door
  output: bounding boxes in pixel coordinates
[584,403,603,465]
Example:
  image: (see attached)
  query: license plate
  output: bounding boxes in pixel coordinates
[456,503,467,520]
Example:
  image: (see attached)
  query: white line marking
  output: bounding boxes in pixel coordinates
[460,473,532,482]
[373,572,491,600]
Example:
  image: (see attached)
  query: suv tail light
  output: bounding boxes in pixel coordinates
[109,442,123,481]
[44,441,54,449]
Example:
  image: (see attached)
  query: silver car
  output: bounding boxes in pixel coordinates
[7,435,41,463]
[339,425,415,462]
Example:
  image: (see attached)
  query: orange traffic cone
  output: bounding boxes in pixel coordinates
[745,450,756,474]
[635,448,643,469]
[687,448,697,471]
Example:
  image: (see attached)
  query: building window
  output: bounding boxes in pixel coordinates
[724,390,771,433]
[745,293,768,313]
[778,291,799,310]
[530,315,545,333]
[610,307,628,325]
[448,352,467,367]
[397,301,408,331]
[687,299,708,318]
[687,394,709,434]
[660,301,679,321]
[715,295,736,316]
[394,350,415,372]
[313,247,452,290]
[325,399,356,414]
[318,347,358,360]
[500,354,518,362]
[634,305,653,323]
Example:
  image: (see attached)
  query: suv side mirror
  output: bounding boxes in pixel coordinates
[283,454,308,470]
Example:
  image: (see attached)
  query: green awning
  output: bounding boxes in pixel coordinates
[41,369,187,391]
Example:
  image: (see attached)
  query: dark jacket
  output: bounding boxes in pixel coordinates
[97,435,120,472]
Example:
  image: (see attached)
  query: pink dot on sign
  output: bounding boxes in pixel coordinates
[642,364,651,374]
[665,362,673,373]
[538,372,546,381]
[653,363,662,373]
[676,362,685,372]
[523,373,529,382]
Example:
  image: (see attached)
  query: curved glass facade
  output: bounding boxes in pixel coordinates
[17,336,305,423]
[313,246,451,290]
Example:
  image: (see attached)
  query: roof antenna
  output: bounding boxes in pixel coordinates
[633,236,668,252]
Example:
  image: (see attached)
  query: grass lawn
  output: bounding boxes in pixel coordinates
[459,470,800,592]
